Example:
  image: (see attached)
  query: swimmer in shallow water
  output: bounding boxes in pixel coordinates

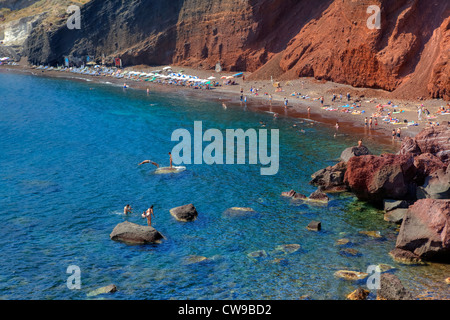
[138,160,159,167]
[124,204,132,215]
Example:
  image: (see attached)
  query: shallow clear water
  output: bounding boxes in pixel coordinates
[0,72,448,300]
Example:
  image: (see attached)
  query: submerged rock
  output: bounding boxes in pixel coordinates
[334,238,350,246]
[346,287,370,300]
[247,250,268,259]
[274,244,301,254]
[184,255,209,265]
[339,248,361,257]
[110,221,164,244]
[359,230,383,238]
[223,207,258,218]
[334,270,369,281]
[87,284,117,297]
[308,189,329,203]
[170,203,198,222]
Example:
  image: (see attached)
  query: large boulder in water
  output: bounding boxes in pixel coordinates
[110,221,164,244]
[344,154,417,205]
[340,145,372,163]
[170,204,198,222]
[395,199,450,262]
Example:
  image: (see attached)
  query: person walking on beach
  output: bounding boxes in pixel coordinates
[307,106,311,116]
[347,92,351,101]
[142,206,155,226]
[418,106,422,120]
[392,129,396,140]
[396,128,401,140]
[332,94,336,102]
[169,152,173,169]
[369,117,373,129]
[364,117,368,127]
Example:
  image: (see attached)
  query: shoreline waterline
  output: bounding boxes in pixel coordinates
[2,63,441,150]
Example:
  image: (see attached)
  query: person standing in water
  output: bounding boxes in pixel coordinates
[169,152,173,169]
[142,205,155,226]
[124,204,132,215]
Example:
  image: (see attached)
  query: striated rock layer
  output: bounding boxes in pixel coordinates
[22,0,450,99]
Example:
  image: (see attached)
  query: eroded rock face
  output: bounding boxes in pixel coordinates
[395,199,450,262]
[21,0,450,99]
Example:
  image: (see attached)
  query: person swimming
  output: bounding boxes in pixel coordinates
[138,160,160,167]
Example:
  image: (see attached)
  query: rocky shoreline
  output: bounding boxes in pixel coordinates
[307,126,450,264]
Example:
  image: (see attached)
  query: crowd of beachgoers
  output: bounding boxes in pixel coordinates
[32,64,242,90]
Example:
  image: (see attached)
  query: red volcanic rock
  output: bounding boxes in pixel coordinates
[277,0,450,100]
[398,136,421,157]
[413,153,446,185]
[413,127,450,164]
[24,0,450,100]
[344,154,416,204]
[395,199,450,262]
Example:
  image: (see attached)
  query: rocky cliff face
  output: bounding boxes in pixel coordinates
[21,0,450,99]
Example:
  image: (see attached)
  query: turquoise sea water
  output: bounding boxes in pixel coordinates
[1,71,449,300]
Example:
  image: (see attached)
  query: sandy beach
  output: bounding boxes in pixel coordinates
[3,61,449,146]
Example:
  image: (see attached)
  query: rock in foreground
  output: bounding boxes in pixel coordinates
[110,221,164,244]
[377,274,413,300]
[395,199,450,262]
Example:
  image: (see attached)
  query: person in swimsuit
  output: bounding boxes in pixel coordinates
[142,206,155,226]
[124,204,132,215]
